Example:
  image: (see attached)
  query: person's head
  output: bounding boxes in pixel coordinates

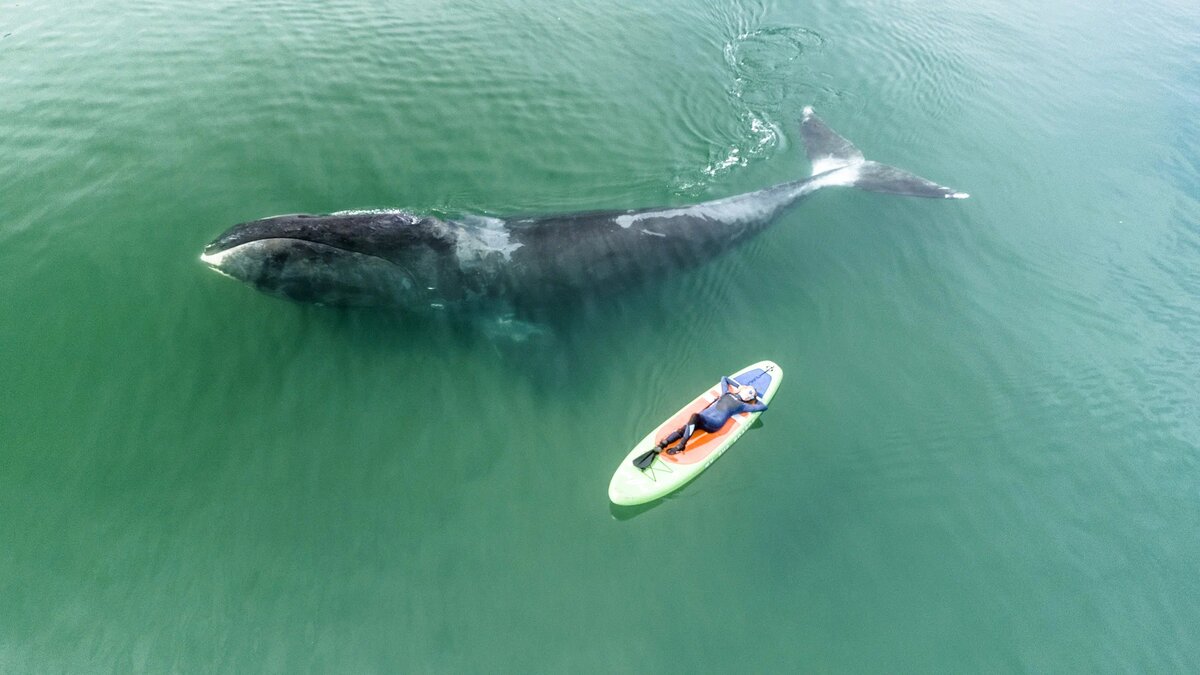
[735,385,758,402]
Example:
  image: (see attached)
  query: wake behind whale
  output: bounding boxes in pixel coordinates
[201,108,967,310]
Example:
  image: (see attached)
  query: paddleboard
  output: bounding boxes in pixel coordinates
[608,360,783,506]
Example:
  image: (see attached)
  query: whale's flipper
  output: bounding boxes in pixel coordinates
[801,107,969,200]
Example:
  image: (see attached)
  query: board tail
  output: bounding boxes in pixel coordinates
[801,107,969,199]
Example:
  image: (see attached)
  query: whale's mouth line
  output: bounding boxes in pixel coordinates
[200,236,420,289]
[199,246,234,267]
[200,237,364,267]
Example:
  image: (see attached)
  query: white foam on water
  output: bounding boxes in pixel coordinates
[330,208,411,216]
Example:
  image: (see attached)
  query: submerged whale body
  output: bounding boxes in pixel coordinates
[201,109,967,309]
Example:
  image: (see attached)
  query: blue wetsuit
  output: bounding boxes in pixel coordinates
[660,376,768,453]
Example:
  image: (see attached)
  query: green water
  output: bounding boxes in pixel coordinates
[3,0,1199,670]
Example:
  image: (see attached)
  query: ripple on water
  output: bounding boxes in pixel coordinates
[838,4,993,119]
[671,25,848,195]
[725,26,826,107]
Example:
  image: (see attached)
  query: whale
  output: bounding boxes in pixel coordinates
[201,108,967,310]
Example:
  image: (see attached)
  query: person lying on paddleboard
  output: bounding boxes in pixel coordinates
[656,377,767,455]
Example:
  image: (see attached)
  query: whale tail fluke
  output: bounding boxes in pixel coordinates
[801,107,969,199]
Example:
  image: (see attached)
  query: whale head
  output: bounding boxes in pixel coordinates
[201,211,458,307]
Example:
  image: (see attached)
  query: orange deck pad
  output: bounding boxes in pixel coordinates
[654,387,751,466]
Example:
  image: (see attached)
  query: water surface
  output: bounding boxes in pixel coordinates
[2,0,1199,670]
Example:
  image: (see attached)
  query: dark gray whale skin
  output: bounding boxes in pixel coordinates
[201,109,967,310]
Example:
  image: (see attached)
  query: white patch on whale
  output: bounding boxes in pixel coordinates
[200,247,235,268]
[200,243,261,278]
[614,194,774,229]
[200,241,280,279]
[810,155,856,176]
[453,215,523,266]
[809,163,862,189]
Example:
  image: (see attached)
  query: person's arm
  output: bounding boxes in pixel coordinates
[742,401,767,413]
[720,375,734,392]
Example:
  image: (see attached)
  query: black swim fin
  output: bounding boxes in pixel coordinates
[632,448,659,470]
